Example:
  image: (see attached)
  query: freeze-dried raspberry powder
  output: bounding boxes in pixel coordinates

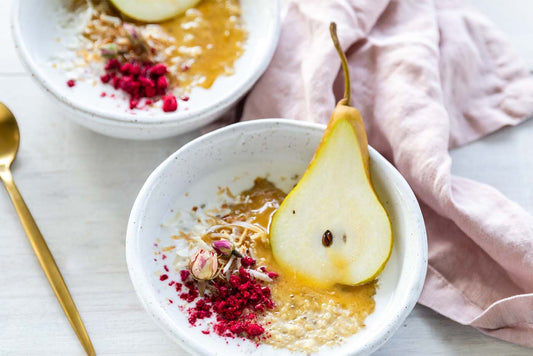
[166,267,276,340]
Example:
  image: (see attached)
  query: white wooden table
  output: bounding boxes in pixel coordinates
[1,1,532,355]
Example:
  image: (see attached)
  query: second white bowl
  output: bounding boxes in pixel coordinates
[11,0,280,139]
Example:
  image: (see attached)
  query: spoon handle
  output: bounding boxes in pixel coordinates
[0,168,95,356]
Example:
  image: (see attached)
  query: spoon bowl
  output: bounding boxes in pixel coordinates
[0,103,19,168]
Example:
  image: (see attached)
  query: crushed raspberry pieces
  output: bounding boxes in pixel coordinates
[241,257,256,267]
[157,242,279,342]
[188,298,212,325]
[100,74,111,83]
[105,58,120,70]
[167,267,274,340]
[179,281,199,303]
[267,271,278,279]
[129,99,139,110]
[157,76,168,90]
[100,59,178,112]
[246,323,265,337]
[180,270,190,281]
[162,94,177,112]
[66,79,76,87]
[150,63,168,77]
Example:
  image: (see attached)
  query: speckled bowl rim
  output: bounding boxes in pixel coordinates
[126,119,428,356]
[10,0,281,126]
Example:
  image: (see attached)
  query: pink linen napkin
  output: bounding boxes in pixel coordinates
[240,0,533,347]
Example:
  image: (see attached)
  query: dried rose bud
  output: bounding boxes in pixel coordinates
[189,249,218,280]
[123,23,149,55]
[123,23,139,42]
[100,43,118,58]
[212,239,234,258]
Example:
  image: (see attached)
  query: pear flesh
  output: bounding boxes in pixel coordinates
[269,117,392,287]
[110,0,201,23]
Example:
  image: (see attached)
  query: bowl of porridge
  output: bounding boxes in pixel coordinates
[126,119,428,355]
[11,0,280,139]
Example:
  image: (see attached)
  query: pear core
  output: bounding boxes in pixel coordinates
[269,118,393,287]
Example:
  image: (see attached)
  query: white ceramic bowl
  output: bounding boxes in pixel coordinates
[11,0,280,140]
[126,119,427,355]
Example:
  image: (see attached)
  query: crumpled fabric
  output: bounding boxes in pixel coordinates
[240,0,533,347]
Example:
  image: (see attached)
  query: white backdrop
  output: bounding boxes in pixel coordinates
[0,0,531,354]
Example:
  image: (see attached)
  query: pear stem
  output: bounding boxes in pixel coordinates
[329,22,350,106]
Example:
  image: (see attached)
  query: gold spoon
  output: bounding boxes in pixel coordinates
[0,102,95,356]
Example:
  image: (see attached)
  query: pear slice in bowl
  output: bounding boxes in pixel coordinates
[269,117,393,287]
[269,23,392,287]
[110,0,201,22]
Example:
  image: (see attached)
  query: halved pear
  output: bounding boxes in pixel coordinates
[110,0,201,23]
[269,23,392,287]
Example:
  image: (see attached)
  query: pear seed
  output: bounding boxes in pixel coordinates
[322,230,333,247]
